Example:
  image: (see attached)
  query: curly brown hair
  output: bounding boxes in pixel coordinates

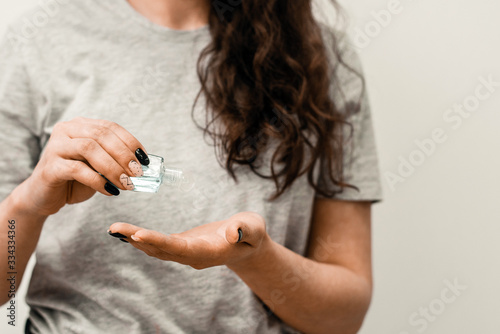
[193,0,363,199]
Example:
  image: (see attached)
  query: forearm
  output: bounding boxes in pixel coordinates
[0,179,48,305]
[228,237,372,334]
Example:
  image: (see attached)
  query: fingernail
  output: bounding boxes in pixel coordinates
[135,148,150,166]
[104,182,120,196]
[120,173,135,190]
[108,231,127,238]
[237,228,243,243]
[128,160,143,177]
[119,238,129,243]
[131,235,140,242]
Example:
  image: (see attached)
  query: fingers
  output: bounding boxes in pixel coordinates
[108,223,145,240]
[106,214,268,269]
[107,224,190,260]
[132,230,190,256]
[50,117,150,192]
[58,118,147,175]
[108,222,144,235]
[108,223,181,251]
[57,138,131,191]
[79,117,149,165]
[57,159,120,196]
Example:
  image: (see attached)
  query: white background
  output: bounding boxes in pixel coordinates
[1,0,499,333]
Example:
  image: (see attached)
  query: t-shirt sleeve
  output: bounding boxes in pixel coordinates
[0,28,42,201]
[315,27,383,202]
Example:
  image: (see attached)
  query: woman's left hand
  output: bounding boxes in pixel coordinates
[107,212,268,269]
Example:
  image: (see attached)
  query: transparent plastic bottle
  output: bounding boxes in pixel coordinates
[129,154,184,193]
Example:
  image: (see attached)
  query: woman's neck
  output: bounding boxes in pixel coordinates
[127,0,210,30]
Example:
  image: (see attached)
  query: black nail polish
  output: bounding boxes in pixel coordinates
[104,182,120,196]
[119,238,129,243]
[135,148,150,166]
[237,228,243,243]
[108,231,127,239]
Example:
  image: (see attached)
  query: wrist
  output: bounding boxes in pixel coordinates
[9,178,51,220]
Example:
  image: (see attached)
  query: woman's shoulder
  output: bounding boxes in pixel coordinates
[315,21,365,103]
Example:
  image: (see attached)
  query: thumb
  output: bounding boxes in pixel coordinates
[225,212,266,246]
[225,220,245,245]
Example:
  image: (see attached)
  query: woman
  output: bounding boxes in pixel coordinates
[0,0,382,333]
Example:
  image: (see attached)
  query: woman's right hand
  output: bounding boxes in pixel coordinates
[19,117,150,217]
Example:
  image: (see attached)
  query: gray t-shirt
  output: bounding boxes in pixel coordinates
[0,0,382,333]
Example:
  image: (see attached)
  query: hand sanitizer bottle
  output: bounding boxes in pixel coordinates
[130,154,184,193]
